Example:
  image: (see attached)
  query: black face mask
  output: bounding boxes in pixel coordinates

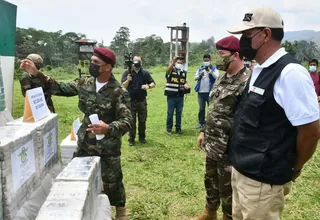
[35,64,42,70]
[134,62,141,68]
[240,30,264,60]
[89,63,101,78]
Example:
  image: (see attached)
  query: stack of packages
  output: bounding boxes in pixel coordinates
[60,134,78,167]
[6,113,61,179]
[4,114,62,219]
[0,125,39,219]
[36,156,112,220]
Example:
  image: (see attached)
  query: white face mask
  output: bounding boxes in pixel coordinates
[175,63,183,69]
[309,66,317,72]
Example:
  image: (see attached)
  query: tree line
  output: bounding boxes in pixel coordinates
[15,26,320,69]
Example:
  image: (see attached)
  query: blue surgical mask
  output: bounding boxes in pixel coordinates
[203,61,210,67]
[309,66,317,72]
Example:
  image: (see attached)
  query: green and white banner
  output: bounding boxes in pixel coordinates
[0,0,17,113]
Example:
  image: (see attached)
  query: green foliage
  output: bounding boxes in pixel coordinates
[15,26,219,70]
[11,68,320,219]
[110,27,131,67]
[15,27,86,67]
[282,40,320,62]
[282,40,299,57]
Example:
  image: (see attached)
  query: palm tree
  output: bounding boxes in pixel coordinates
[306,41,319,60]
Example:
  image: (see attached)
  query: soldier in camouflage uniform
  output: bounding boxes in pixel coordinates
[196,36,251,220]
[20,48,132,220]
[19,54,56,113]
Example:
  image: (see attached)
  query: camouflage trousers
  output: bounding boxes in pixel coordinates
[73,147,126,207]
[204,155,232,218]
[129,100,147,140]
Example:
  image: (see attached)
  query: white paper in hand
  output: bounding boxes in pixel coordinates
[89,114,105,140]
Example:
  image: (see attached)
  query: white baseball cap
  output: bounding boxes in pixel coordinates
[228,7,284,34]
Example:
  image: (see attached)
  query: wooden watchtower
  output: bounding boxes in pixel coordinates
[167,22,190,70]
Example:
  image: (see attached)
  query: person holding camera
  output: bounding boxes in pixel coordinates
[194,54,219,129]
[196,36,251,220]
[164,56,190,134]
[121,56,155,146]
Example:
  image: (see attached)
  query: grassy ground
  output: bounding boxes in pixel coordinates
[12,67,320,219]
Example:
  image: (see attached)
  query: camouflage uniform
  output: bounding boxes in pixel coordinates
[34,72,132,207]
[20,72,56,112]
[200,67,251,218]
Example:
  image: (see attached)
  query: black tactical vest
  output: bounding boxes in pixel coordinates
[164,68,187,97]
[229,53,299,185]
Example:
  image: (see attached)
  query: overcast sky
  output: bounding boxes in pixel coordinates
[7,0,320,45]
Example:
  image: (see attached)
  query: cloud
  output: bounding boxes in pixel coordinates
[6,0,320,45]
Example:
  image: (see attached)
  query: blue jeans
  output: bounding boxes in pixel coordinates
[166,96,184,131]
[198,92,210,125]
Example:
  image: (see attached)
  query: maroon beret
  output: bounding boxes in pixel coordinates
[93,47,116,66]
[216,36,240,53]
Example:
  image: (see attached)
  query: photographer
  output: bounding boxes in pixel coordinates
[121,56,155,146]
[164,56,190,134]
[194,54,219,129]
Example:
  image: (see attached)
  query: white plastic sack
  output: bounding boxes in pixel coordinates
[94,194,112,220]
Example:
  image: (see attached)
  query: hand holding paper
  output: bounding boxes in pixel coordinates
[87,114,108,140]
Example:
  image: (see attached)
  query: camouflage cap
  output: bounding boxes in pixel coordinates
[26,54,43,64]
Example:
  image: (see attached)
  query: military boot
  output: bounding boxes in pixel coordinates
[115,207,128,220]
[196,207,217,220]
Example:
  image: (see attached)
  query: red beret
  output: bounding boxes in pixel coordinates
[216,36,240,53]
[93,47,116,66]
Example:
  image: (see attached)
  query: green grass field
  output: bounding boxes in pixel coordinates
[12,67,320,219]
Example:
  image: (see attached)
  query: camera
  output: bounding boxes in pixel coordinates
[124,53,133,68]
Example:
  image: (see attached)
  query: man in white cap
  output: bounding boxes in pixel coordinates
[19,54,56,112]
[227,7,320,219]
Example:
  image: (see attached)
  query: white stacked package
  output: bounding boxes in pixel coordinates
[35,182,90,220]
[0,168,3,219]
[0,109,13,127]
[60,134,77,167]
[0,125,39,220]
[37,157,102,220]
[6,114,59,180]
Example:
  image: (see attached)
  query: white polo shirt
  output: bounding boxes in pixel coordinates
[249,48,319,126]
